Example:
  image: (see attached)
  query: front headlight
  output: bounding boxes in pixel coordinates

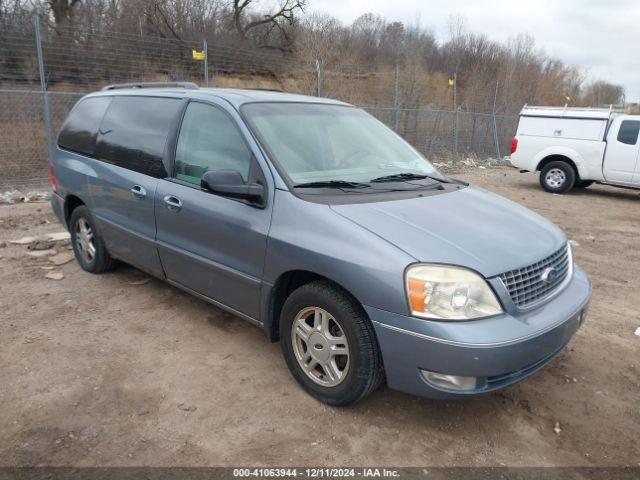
[405,264,503,320]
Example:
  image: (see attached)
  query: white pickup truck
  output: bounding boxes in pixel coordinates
[509,106,640,193]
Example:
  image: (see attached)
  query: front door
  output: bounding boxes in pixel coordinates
[154,100,272,321]
[603,117,640,184]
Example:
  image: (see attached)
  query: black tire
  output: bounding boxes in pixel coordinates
[280,281,385,406]
[540,161,576,194]
[575,180,594,188]
[69,206,117,273]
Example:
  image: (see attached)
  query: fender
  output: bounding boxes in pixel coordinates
[532,146,588,179]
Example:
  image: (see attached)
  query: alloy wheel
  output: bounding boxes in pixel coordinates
[291,306,350,387]
[75,217,96,264]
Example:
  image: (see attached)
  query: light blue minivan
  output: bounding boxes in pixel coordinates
[50,83,592,405]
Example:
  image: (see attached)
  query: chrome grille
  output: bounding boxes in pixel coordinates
[499,245,571,308]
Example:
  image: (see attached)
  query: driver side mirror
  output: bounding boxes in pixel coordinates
[201,170,265,206]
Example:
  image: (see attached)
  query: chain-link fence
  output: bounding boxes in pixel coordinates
[0,17,518,191]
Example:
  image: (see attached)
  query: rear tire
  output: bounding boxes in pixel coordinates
[70,206,117,273]
[280,281,384,406]
[540,161,576,194]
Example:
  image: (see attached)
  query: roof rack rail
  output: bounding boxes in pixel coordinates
[248,87,285,93]
[102,82,199,91]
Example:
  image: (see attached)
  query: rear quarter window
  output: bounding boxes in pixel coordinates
[95,96,183,178]
[57,96,112,157]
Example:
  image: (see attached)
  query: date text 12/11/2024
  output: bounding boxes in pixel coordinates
[233,468,401,478]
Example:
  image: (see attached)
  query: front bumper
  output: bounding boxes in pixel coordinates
[366,266,592,399]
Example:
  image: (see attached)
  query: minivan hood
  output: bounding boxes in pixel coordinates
[330,186,566,278]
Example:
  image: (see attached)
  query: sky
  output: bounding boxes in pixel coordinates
[309,0,640,103]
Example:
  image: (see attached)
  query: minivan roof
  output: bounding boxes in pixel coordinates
[85,86,351,109]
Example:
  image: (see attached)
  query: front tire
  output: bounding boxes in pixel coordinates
[70,206,117,273]
[540,161,576,194]
[280,281,384,406]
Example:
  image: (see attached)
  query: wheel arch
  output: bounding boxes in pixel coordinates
[64,194,86,228]
[263,270,366,342]
[534,148,586,180]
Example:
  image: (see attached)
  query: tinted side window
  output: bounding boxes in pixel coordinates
[96,96,182,177]
[174,102,252,184]
[57,97,112,157]
[617,120,640,145]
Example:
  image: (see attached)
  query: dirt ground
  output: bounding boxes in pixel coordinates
[1,166,639,467]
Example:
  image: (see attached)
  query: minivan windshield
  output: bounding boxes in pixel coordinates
[243,103,439,186]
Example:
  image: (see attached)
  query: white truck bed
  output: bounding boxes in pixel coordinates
[518,106,611,142]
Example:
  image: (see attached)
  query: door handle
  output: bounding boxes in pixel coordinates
[130,185,147,199]
[163,195,182,211]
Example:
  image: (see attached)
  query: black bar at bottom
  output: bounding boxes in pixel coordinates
[0,467,637,480]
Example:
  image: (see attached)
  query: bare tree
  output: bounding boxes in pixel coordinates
[231,0,306,50]
[350,13,386,63]
[582,80,625,106]
[296,11,342,64]
[48,0,81,24]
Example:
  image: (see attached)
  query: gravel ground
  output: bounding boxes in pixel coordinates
[0,166,638,467]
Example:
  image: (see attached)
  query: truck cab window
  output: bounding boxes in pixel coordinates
[617,120,640,145]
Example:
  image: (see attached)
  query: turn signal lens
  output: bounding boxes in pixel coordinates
[406,264,503,321]
[408,278,427,313]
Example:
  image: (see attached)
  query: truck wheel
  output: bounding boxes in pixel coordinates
[70,206,118,273]
[575,180,594,188]
[280,281,384,406]
[540,161,576,194]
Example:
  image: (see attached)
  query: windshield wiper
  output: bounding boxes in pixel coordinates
[371,172,455,183]
[370,172,451,183]
[293,180,371,189]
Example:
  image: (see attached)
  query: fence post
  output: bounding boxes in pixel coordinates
[315,59,321,97]
[452,72,458,163]
[34,16,54,166]
[203,39,209,87]
[492,80,501,163]
[392,63,400,131]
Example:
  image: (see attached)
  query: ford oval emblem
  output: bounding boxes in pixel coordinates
[540,267,558,284]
